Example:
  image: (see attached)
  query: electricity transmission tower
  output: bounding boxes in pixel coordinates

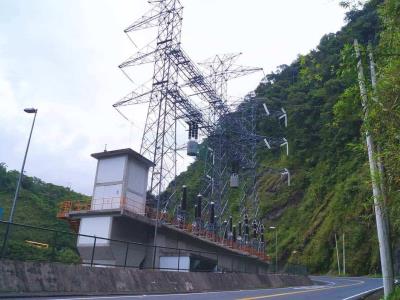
[199,53,263,102]
[114,0,225,201]
[115,0,183,200]
[113,0,290,231]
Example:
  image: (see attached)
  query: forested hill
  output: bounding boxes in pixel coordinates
[169,0,400,275]
[0,162,88,229]
[0,162,89,262]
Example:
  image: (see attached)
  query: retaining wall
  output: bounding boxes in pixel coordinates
[0,260,312,297]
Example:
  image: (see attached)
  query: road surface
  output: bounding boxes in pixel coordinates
[23,276,383,300]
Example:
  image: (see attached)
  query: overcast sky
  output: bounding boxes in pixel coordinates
[0,0,347,195]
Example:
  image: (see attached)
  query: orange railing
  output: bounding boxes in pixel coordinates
[158,217,270,262]
[57,201,90,219]
[58,197,148,216]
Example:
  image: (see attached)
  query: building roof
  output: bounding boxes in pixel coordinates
[91,148,155,167]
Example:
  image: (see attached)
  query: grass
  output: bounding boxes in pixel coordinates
[381,286,400,300]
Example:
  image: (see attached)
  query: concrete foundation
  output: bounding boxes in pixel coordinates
[0,260,312,297]
[73,209,271,273]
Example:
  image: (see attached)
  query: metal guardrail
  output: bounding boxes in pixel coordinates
[0,220,307,275]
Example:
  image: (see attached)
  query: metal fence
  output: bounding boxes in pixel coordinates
[0,220,307,275]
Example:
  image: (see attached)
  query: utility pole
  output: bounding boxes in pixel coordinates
[270,226,278,272]
[335,233,341,275]
[343,233,346,276]
[275,230,278,272]
[354,39,394,297]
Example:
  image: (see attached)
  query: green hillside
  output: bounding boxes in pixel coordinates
[0,162,89,262]
[167,0,400,276]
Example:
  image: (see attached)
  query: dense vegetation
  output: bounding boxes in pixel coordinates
[386,286,400,300]
[0,162,88,262]
[169,0,400,276]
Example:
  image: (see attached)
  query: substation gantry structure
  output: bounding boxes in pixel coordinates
[232,94,289,222]
[113,0,290,250]
[198,92,290,227]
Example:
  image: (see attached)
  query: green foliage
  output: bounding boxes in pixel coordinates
[0,163,88,263]
[369,0,400,247]
[56,248,81,264]
[3,239,80,264]
[383,286,400,300]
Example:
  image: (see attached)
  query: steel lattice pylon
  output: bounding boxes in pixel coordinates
[113,0,289,231]
[114,0,222,200]
[139,0,183,197]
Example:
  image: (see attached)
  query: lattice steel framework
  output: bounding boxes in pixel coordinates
[195,54,264,223]
[113,0,289,229]
[114,0,225,200]
[235,95,289,220]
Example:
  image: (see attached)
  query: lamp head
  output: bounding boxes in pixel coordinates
[24,108,37,114]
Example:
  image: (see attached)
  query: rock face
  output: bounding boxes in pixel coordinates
[0,260,312,297]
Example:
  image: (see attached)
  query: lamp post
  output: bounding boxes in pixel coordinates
[270,226,277,272]
[1,108,38,258]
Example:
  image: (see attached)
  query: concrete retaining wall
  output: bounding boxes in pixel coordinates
[0,260,312,297]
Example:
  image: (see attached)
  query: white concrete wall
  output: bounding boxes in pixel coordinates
[96,156,126,184]
[92,155,127,211]
[124,158,148,215]
[77,216,112,246]
[89,153,150,215]
[92,184,122,210]
[125,191,145,215]
[160,256,190,272]
[127,159,147,196]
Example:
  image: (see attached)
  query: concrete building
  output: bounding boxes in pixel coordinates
[89,148,152,214]
[66,148,270,273]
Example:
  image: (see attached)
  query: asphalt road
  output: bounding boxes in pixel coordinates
[24,276,383,300]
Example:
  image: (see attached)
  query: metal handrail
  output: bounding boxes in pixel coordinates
[0,220,217,256]
[0,220,307,275]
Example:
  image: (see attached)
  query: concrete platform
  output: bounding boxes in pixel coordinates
[69,208,270,273]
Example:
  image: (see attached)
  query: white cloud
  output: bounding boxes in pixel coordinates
[0,0,346,195]
[0,75,18,118]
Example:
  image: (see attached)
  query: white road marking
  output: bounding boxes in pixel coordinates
[48,286,299,300]
[293,279,336,289]
[238,279,365,300]
[293,285,327,290]
[40,278,375,300]
[341,286,383,300]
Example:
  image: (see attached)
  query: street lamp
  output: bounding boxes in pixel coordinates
[270,226,277,272]
[1,108,38,257]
